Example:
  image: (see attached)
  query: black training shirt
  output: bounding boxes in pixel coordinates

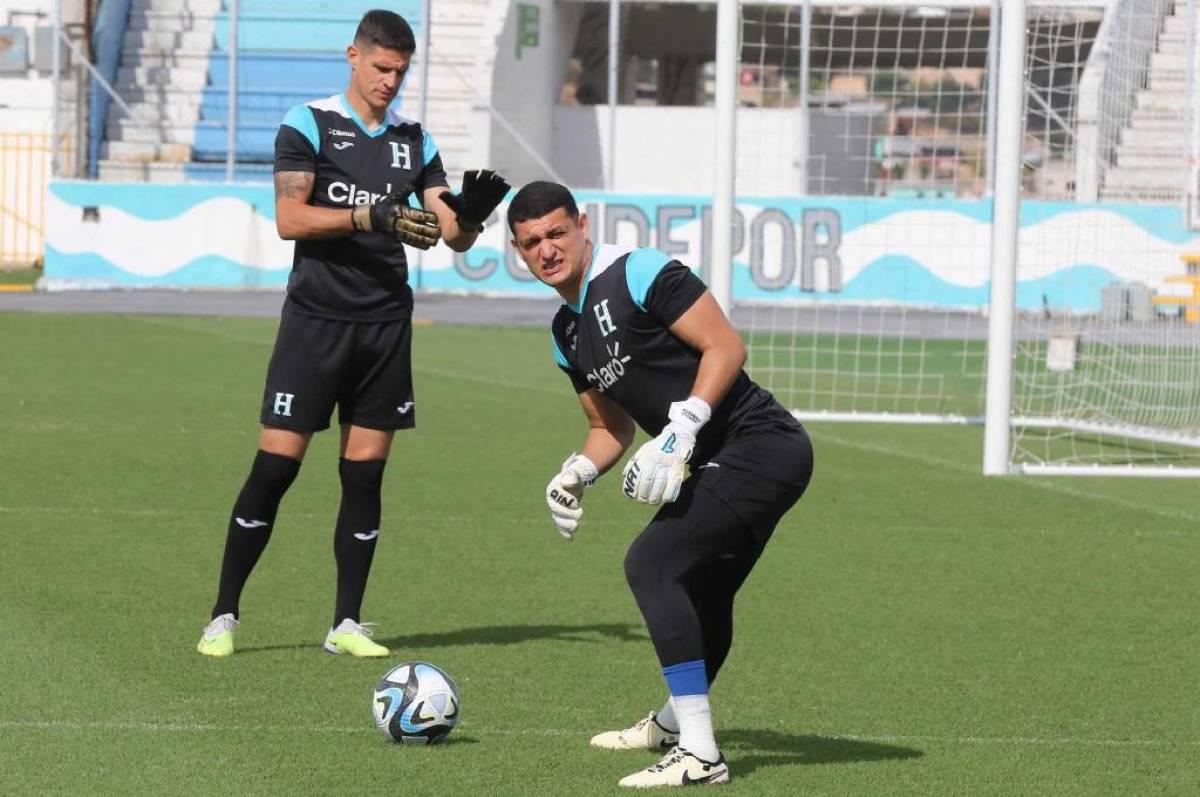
[274,93,449,320]
[550,245,800,463]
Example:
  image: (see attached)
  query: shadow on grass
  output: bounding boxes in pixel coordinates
[376,623,647,649]
[236,623,646,654]
[721,728,923,776]
[433,734,480,747]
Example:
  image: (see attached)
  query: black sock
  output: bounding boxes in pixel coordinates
[211,450,301,619]
[333,458,386,626]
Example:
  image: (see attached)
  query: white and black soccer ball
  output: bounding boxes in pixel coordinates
[372,662,460,744]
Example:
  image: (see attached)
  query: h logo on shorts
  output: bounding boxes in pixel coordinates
[273,392,295,417]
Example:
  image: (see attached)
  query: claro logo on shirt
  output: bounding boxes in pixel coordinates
[585,341,632,393]
[327,182,395,206]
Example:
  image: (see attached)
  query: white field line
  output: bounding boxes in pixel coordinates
[127,314,567,397]
[0,423,259,437]
[830,732,1199,749]
[808,429,1200,528]
[2,433,1195,534]
[0,502,1187,540]
[0,505,316,519]
[0,505,530,527]
[0,719,1196,748]
[36,316,1200,528]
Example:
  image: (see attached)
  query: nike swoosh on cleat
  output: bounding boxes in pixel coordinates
[235,518,269,528]
[354,530,380,541]
[681,768,726,785]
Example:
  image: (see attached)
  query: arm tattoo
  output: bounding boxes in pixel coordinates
[275,171,314,201]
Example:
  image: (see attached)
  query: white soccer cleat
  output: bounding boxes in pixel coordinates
[590,712,680,751]
[618,747,730,788]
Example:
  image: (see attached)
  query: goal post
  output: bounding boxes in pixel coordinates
[715,0,1200,476]
[982,0,1025,475]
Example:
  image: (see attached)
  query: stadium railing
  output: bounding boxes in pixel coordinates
[0,132,52,268]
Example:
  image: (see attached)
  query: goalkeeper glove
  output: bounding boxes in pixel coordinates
[545,453,599,541]
[438,169,511,232]
[621,396,712,505]
[351,192,441,250]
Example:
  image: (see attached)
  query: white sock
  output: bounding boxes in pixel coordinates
[673,694,718,761]
[655,697,678,733]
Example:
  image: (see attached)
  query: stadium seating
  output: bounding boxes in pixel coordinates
[98,0,481,183]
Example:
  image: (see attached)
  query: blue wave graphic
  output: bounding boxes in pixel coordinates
[45,242,1121,311]
[48,179,1194,245]
[732,255,1119,312]
[568,193,1189,240]
[44,246,288,288]
[1021,200,1196,243]
[50,181,276,222]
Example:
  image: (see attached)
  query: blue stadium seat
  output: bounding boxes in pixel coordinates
[182,161,274,182]
[194,0,422,163]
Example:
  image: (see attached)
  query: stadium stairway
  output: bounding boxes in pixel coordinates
[1101,7,1199,203]
[98,0,485,184]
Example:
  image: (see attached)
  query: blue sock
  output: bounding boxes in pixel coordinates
[662,660,718,760]
[662,660,708,698]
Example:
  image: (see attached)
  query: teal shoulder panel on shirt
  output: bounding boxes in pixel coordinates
[282,105,320,154]
[625,248,673,311]
[551,329,570,369]
[422,129,439,167]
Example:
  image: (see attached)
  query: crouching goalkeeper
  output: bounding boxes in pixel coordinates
[507,181,815,788]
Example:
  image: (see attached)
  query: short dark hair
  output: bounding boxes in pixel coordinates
[507,181,579,233]
[354,10,416,53]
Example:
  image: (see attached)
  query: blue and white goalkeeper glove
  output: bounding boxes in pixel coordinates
[545,453,599,541]
[621,396,711,505]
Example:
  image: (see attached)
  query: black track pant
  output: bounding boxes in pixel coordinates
[624,426,814,684]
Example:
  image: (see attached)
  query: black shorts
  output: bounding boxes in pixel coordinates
[259,308,415,432]
[673,425,814,542]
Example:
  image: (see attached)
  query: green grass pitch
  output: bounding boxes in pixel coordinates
[1,312,1197,795]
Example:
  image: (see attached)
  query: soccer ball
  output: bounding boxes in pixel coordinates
[372,662,460,744]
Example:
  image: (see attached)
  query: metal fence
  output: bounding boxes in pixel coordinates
[43,0,1200,221]
[0,132,53,267]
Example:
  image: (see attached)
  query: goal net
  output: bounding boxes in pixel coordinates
[733,0,1200,474]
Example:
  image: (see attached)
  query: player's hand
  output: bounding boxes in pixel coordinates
[351,193,441,250]
[438,169,511,232]
[621,397,711,505]
[545,453,599,541]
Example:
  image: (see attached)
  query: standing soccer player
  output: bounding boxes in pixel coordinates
[196,10,509,658]
[509,182,814,788]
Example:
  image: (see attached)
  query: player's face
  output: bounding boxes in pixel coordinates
[348,44,411,111]
[511,208,591,298]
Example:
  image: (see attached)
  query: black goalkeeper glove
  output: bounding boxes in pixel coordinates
[439,169,511,232]
[351,192,441,250]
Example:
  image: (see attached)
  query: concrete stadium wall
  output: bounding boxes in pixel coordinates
[42,180,1200,312]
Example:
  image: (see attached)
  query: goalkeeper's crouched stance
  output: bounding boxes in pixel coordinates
[511,181,814,788]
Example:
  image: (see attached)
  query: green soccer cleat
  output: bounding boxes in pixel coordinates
[591,712,680,751]
[323,619,390,657]
[197,613,238,657]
